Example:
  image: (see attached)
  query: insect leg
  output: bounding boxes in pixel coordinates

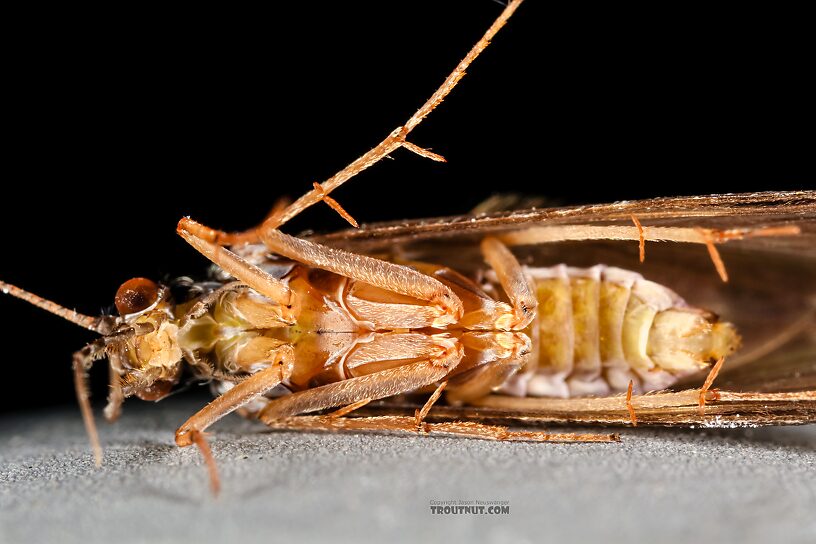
[415,381,448,427]
[178,1,523,248]
[263,356,617,443]
[328,399,373,418]
[189,430,220,496]
[177,218,296,318]
[72,322,156,467]
[626,380,637,426]
[630,215,646,262]
[260,229,464,326]
[445,340,531,405]
[73,340,109,467]
[262,0,523,231]
[103,353,125,422]
[499,224,801,282]
[261,414,619,443]
[174,345,294,495]
[481,237,537,329]
[188,196,291,247]
[698,356,725,414]
[175,346,294,446]
[259,341,463,421]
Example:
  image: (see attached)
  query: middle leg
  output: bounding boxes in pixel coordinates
[260,228,464,326]
[259,339,463,422]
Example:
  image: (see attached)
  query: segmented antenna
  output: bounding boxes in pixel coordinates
[0,280,104,332]
[1,279,114,467]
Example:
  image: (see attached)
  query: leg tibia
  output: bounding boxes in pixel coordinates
[261,228,463,326]
[260,344,463,421]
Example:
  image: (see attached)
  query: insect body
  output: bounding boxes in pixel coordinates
[1,0,814,495]
[126,256,738,415]
[502,265,738,399]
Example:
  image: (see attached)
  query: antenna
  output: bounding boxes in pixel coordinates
[0,280,104,332]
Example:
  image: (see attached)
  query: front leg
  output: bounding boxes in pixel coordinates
[73,322,156,467]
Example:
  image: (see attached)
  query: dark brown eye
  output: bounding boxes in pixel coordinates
[115,277,160,315]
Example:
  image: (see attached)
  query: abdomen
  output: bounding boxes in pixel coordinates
[502,265,739,398]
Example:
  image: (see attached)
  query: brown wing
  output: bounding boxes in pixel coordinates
[311,191,816,422]
[351,390,816,428]
[312,191,816,252]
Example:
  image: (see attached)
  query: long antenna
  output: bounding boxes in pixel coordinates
[0,280,104,332]
[2,279,111,466]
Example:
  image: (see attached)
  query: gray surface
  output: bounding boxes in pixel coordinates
[1,396,815,544]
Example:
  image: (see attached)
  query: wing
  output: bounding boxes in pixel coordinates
[310,191,816,420]
[350,390,816,428]
[312,191,816,252]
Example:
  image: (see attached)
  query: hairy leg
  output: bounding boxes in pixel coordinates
[174,346,295,495]
[261,229,464,326]
[177,218,295,319]
[181,1,524,247]
[259,342,463,421]
[480,236,537,329]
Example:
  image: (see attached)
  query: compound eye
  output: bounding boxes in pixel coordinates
[115,277,160,315]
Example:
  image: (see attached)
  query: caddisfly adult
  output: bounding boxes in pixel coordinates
[2,0,814,495]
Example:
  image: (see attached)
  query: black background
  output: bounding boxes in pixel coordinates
[1,2,813,414]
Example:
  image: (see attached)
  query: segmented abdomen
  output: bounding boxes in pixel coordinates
[503,265,739,398]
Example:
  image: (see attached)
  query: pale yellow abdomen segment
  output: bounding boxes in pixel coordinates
[512,266,739,398]
[534,267,574,382]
